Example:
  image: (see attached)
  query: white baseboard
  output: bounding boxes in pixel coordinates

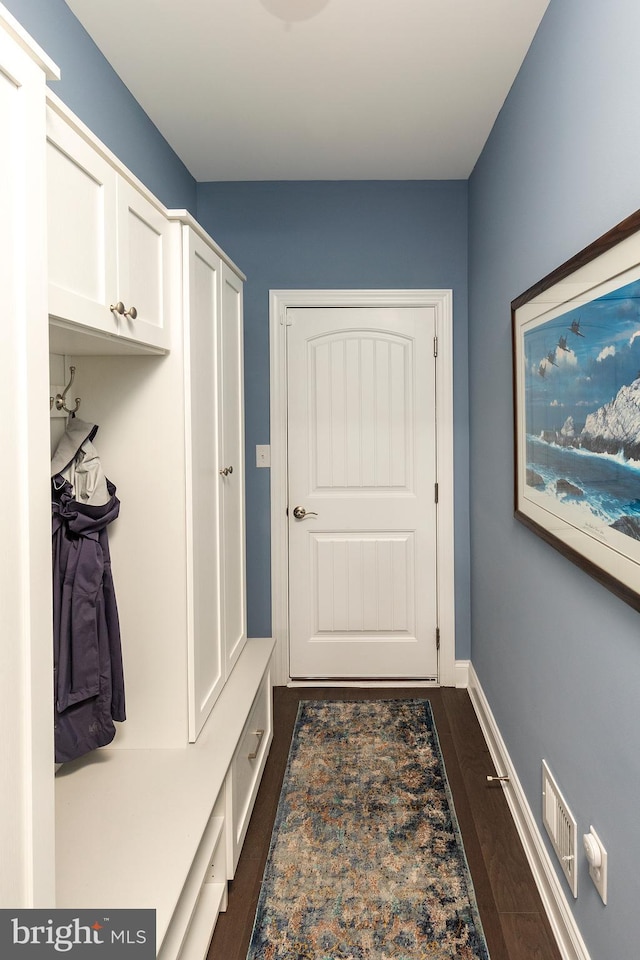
[454,659,470,688]
[467,664,591,960]
[286,679,439,689]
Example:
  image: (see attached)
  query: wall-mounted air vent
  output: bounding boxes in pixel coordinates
[542,760,578,898]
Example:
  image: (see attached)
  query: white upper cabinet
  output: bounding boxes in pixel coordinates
[46,103,170,351]
[46,108,117,336]
[115,177,171,348]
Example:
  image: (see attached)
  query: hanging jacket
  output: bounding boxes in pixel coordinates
[51,419,126,763]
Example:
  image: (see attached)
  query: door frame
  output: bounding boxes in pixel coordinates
[269,289,455,687]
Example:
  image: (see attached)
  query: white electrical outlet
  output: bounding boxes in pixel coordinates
[583,826,607,904]
[256,444,270,468]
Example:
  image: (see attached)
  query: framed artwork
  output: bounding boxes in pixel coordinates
[512,210,640,611]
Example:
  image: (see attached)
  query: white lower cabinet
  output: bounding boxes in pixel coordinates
[158,796,227,960]
[167,663,274,960]
[226,667,273,877]
[158,654,274,960]
[55,639,275,960]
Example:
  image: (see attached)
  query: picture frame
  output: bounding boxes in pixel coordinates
[512,210,640,612]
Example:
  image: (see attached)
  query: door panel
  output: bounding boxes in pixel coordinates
[311,333,413,491]
[288,306,438,679]
[314,533,415,633]
[185,230,223,741]
[220,264,247,674]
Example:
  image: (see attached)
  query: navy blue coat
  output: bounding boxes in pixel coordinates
[51,423,125,763]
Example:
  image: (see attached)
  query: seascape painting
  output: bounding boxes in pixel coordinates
[523,275,640,550]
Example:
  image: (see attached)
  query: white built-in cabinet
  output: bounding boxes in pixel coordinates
[180,225,248,741]
[46,101,171,351]
[1,8,273,957]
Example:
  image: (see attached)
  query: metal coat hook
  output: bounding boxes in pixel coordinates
[50,366,81,415]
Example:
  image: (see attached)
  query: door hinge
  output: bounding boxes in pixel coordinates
[436,627,441,651]
[434,482,439,504]
[433,335,438,358]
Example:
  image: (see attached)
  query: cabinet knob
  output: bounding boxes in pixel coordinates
[110,302,137,319]
[219,466,233,477]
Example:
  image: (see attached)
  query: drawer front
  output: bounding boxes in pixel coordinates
[226,668,272,875]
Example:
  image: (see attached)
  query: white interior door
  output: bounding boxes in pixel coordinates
[287,306,438,679]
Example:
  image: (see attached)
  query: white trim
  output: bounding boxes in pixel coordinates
[269,289,455,688]
[454,659,470,688]
[0,3,60,79]
[467,664,592,960]
[167,209,245,281]
[287,660,471,690]
[287,680,439,689]
[269,290,290,687]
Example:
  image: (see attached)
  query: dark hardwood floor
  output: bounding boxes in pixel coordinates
[208,687,562,960]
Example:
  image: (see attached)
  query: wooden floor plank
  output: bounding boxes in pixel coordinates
[500,912,562,960]
[208,686,562,960]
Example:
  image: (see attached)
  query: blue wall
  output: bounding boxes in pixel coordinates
[197,181,470,649]
[3,0,196,211]
[469,0,640,955]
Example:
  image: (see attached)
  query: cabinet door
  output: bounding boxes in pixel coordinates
[184,228,224,742]
[116,178,171,350]
[46,108,118,336]
[219,264,247,675]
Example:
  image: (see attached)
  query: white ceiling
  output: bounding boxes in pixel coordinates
[65,0,550,182]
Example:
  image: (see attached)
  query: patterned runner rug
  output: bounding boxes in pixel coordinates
[246,699,490,960]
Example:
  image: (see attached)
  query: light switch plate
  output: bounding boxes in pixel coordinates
[256,444,270,468]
